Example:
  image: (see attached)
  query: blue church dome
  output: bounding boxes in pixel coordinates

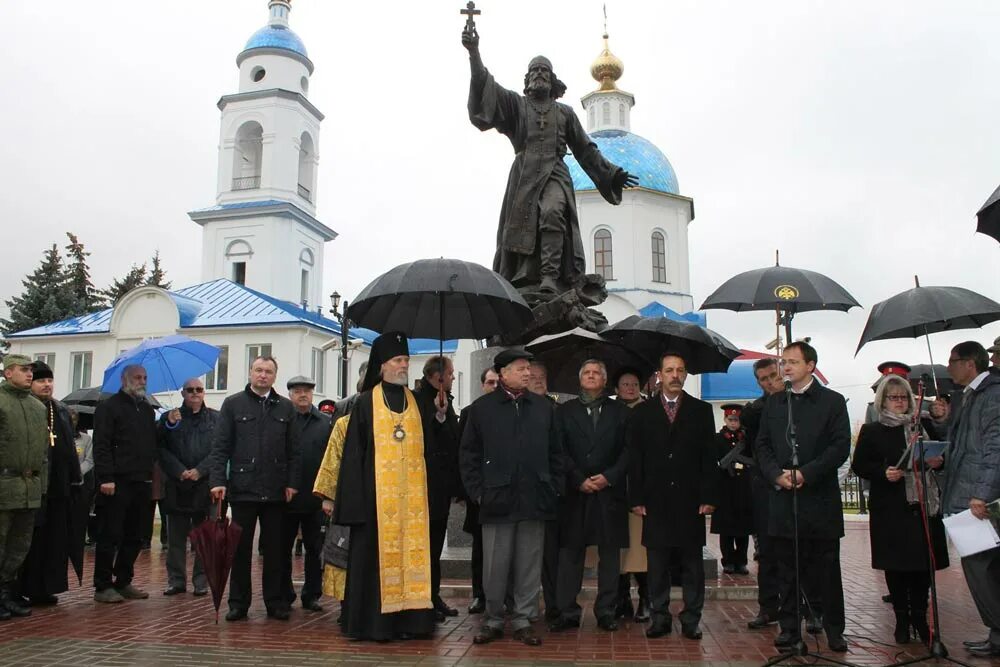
[242,25,309,59]
[565,130,679,195]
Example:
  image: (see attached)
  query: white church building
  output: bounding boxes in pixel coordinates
[6,4,760,414]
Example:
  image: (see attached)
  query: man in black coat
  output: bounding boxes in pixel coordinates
[740,357,785,630]
[628,352,718,640]
[158,377,218,597]
[93,364,158,604]
[18,361,82,606]
[755,342,850,654]
[459,367,500,615]
[460,349,565,646]
[550,360,629,633]
[414,356,462,621]
[210,356,301,621]
[279,376,330,613]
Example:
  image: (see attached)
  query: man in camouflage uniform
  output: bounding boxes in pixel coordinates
[0,354,48,621]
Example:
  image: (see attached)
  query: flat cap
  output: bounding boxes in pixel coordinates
[988,336,1000,354]
[286,375,316,390]
[493,348,534,372]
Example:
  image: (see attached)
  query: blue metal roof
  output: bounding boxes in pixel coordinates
[190,200,288,214]
[701,359,761,402]
[242,25,308,59]
[8,279,457,354]
[638,302,706,326]
[565,130,679,195]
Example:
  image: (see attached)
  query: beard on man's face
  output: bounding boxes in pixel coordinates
[124,382,147,398]
[383,370,408,386]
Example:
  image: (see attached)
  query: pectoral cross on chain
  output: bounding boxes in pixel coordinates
[460,1,480,32]
[48,430,56,448]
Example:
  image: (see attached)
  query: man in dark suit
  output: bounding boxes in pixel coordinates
[628,352,719,640]
[755,341,851,654]
[550,360,630,632]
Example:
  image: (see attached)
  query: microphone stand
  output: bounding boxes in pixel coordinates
[885,381,973,667]
[763,381,860,667]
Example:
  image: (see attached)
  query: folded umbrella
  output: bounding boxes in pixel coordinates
[102,335,220,395]
[189,499,242,624]
[524,327,652,395]
[601,315,741,375]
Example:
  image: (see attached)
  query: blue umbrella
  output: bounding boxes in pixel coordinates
[102,335,220,395]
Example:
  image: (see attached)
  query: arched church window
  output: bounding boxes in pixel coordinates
[232,121,263,191]
[226,239,253,286]
[299,248,314,305]
[594,229,613,280]
[602,102,611,125]
[298,132,315,202]
[651,231,667,283]
[619,103,626,125]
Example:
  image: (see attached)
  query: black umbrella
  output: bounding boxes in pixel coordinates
[869,364,956,398]
[524,328,653,395]
[699,250,861,341]
[856,276,1000,391]
[601,315,741,375]
[977,183,1000,244]
[347,259,533,398]
[62,387,162,409]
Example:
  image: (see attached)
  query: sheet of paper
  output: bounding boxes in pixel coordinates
[943,509,1000,558]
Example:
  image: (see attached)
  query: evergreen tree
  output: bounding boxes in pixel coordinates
[64,232,107,313]
[146,249,171,289]
[1,244,78,335]
[102,263,148,304]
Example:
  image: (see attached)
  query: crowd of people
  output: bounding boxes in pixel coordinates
[0,333,998,657]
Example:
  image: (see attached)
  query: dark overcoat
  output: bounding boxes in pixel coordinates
[556,397,630,548]
[157,405,219,514]
[754,381,851,540]
[710,428,754,537]
[852,421,949,571]
[287,407,331,514]
[627,391,719,549]
[414,382,462,522]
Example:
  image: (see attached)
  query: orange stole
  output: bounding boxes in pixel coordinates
[371,384,432,612]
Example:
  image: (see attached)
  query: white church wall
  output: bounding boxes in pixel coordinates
[238,54,310,96]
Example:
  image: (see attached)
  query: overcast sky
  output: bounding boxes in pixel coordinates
[2,0,999,424]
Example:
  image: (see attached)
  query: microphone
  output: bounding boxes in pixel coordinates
[784,379,793,393]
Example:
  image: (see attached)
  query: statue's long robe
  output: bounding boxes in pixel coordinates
[333,383,435,640]
[469,69,626,289]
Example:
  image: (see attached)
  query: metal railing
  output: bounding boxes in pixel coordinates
[232,175,261,191]
[840,471,866,513]
[297,183,312,202]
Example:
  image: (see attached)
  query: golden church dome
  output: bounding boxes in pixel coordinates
[590,33,623,91]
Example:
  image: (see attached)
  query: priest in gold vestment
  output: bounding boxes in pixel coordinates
[332,332,436,641]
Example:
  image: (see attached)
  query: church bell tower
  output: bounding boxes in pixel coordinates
[188,0,336,308]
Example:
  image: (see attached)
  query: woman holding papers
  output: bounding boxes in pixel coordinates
[853,374,948,646]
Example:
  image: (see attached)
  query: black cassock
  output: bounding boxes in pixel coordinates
[710,428,754,537]
[332,382,436,641]
[19,399,83,598]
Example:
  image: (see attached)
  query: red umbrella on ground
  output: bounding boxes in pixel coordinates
[189,499,242,623]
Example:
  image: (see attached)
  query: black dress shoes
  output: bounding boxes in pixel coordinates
[30,594,58,605]
[513,626,542,646]
[433,597,458,617]
[748,612,777,629]
[302,599,324,612]
[634,597,650,622]
[267,607,291,620]
[828,635,848,653]
[646,619,672,638]
[468,597,485,614]
[682,625,703,640]
[736,565,750,575]
[805,614,824,634]
[967,643,1000,657]
[472,626,503,645]
[596,616,619,632]
[162,586,185,596]
[548,616,580,633]
[774,630,801,648]
[193,588,208,597]
[225,608,248,622]
[0,594,30,618]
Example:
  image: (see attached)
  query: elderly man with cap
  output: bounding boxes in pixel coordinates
[17,361,81,607]
[0,355,47,620]
[92,363,158,604]
[333,332,437,641]
[989,336,1000,373]
[280,375,331,613]
[460,349,565,646]
[209,355,301,621]
[157,377,218,597]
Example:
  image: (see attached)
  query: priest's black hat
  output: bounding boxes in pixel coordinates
[361,331,410,392]
[30,360,53,381]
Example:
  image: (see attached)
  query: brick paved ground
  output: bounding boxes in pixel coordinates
[0,521,993,666]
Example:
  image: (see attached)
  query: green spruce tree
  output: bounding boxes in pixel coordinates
[1,244,78,335]
[64,232,107,313]
[146,249,171,289]
[102,263,148,304]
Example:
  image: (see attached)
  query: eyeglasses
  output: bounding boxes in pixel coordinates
[885,395,909,402]
[183,387,205,394]
[947,357,968,365]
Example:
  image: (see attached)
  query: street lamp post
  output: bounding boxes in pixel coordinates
[329,291,351,399]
